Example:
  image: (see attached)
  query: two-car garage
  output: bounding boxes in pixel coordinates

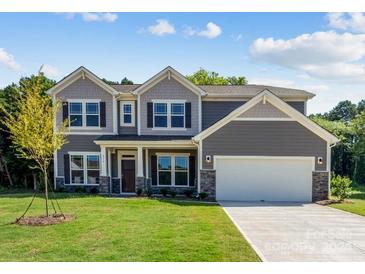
[215,156,314,202]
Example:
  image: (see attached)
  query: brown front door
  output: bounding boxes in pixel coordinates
[121,160,135,192]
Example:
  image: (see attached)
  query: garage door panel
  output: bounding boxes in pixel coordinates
[216,157,313,202]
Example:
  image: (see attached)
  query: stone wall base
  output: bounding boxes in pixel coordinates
[112,178,121,194]
[136,176,146,192]
[200,170,216,197]
[99,176,110,194]
[312,171,329,202]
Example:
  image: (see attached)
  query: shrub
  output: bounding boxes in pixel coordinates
[144,188,153,197]
[184,189,194,198]
[75,186,86,193]
[198,192,208,200]
[331,175,352,201]
[160,188,168,197]
[56,187,65,193]
[169,190,177,198]
[136,188,143,196]
[90,187,98,194]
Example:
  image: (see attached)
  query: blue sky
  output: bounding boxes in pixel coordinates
[0,12,364,114]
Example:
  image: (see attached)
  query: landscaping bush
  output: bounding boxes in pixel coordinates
[144,188,153,197]
[331,175,352,201]
[160,188,168,197]
[184,189,194,198]
[90,187,98,194]
[136,188,143,196]
[56,187,65,193]
[168,190,177,198]
[198,192,208,200]
[75,186,86,193]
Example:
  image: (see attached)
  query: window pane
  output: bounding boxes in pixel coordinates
[70,103,82,114]
[87,170,100,184]
[175,156,188,170]
[86,115,99,126]
[159,171,172,185]
[124,114,132,124]
[154,115,167,127]
[154,103,167,114]
[158,156,171,170]
[70,115,83,126]
[171,103,184,115]
[123,104,132,114]
[71,155,83,169]
[86,103,98,114]
[71,170,84,184]
[175,172,188,186]
[171,116,184,128]
[87,155,99,169]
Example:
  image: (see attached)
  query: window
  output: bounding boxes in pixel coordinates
[68,101,100,128]
[70,153,100,185]
[120,101,135,126]
[153,101,185,129]
[157,155,189,186]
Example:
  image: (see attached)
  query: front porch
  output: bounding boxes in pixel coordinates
[96,136,199,195]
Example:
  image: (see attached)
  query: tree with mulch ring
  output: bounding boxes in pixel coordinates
[0,68,72,225]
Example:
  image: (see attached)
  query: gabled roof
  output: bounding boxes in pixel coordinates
[132,66,207,97]
[193,89,339,144]
[47,66,118,96]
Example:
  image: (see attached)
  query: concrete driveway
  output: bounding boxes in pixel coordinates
[220,201,365,262]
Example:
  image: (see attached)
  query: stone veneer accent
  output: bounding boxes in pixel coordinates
[112,178,121,194]
[99,176,110,194]
[136,176,146,191]
[200,170,216,197]
[312,171,329,202]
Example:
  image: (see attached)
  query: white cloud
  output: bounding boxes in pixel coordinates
[0,48,21,71]
[40,64,60,78]
[147,19,175,36]
[185,22,222,39]
[81,13,118,23]
[250,31,365,82]
[327,13,365,33]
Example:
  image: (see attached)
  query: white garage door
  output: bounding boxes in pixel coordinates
[216,156,314,202]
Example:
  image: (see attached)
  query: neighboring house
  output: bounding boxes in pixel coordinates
[48,66,339,202]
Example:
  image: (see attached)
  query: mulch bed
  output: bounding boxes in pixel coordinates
[316,199,354,206]
[14,213,75,226]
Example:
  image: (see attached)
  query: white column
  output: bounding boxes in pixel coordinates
[108,149,112,177]
[145,148,149,178]
[100,146,107,176]
[197,141,202,193]
[137,146,144,177]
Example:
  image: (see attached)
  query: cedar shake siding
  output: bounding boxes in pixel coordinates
[57,135,101,177]
[140,77,200,135]
[55,78,114,133]
[202,121,327,171]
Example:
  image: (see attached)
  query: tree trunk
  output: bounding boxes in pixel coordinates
[33,173,37,190]
[44,170,49,217]
[0,155,13,187]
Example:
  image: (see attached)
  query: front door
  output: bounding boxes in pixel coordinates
[121,160,135,192]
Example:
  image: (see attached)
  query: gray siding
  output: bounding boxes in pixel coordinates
[118,100,138,135]
[140,77,199,135]
[55,78,114,133]
[239,101,289,118]
[202,101,245,130]
[202,121,327,171]
[57,135,101,176]
[287,101,305,114]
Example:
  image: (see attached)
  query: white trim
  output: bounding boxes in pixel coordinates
[213,155,316,171]
[152,100,186,130]
[68,100,101,129]
[137,146,144,177]
[327,142,332,192]
[68,151,101,185]
[151,99,187,103]
[202,96,310,101]
[198,95,202,132]
[233,117,295,121]
[113,97,118,134]
[67,99,101,103]
[137,94,141,135]
[94,140,195,147]
[193,89,339,144]
[145,148,149,178]
[64,131,115,135]
[156,154,189,187]
[100,147,107,176]
[120,101,135,127]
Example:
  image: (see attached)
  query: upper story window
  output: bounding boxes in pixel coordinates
[68,100,100,128]
[153,101,185,129]
[120,101,135,127]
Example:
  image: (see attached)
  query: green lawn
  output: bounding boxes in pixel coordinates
[0,193,260,262]
[330,185,365,217]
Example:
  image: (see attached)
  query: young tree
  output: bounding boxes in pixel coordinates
[0,73,67,216]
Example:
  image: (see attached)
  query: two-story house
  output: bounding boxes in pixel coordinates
[48,66,338,202]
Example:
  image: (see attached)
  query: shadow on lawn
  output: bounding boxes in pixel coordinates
[0,192,98,200]
[154,198,219,207]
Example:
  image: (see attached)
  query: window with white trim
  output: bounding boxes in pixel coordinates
[153,101,185,129]
[70,153,100,184]
[68,101,100,128]
[157,155,189,186]
[120,101,135,126]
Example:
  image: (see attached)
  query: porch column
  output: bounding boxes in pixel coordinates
[100,146,107,176]
[137,146,144,177]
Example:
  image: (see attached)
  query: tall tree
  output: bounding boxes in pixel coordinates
[327,100,358,122]
[186,68,247,85]
[120,77,134,85]
[358,100,365,113]
[1,74,67,216]
[352,111,365,184]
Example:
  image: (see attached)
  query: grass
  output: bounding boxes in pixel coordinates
[330,185,365,217]
[0,193,260,262]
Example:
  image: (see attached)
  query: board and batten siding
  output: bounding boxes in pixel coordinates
[139,77,199,135]
[55,78,114,133]
[118,100,138,135]
[202,121,327,171]
[57,135,101,176]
